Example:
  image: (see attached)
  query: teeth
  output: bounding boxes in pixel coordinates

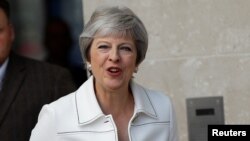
[109,68,119,72]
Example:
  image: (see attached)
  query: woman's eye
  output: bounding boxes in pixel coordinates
[98,45,109,49]
[120,46,132,52]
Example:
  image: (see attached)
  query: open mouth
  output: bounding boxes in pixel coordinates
[107,67,122,76]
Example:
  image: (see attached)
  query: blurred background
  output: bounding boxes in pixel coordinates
[8,0,250,141]
[9,0,86,87]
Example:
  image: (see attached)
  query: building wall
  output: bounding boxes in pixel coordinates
[82,0,250,141]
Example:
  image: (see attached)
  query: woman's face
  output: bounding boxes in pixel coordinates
[89,36,137,92]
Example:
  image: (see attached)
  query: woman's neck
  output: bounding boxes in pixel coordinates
[94,82,134,117]
[94,80,135,141]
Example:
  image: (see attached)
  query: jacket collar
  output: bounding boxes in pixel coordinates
[130,80,158,118]
[75,76,104,125]
[75,76,157,125]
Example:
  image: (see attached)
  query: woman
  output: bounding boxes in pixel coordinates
[30,6,178,141]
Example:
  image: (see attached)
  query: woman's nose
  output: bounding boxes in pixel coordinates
[108,48,120,62]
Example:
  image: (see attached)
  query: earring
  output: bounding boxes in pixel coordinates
[87,63,92,72]
[134,67,138,73]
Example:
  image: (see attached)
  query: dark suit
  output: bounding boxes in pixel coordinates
[0,52,77,141]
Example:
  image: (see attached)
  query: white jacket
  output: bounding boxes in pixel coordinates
[30,76,178,141]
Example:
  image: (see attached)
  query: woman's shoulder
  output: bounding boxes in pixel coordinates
[48,92,76,110]
[38,92,76,119]
[37,92,78,127]
[144,87,172,108]
[132,80,172,104]
[132,81,175,122]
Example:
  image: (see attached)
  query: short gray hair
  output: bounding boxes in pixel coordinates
[79,6,148,65]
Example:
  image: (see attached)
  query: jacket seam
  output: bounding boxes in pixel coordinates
[131,121,170,126]
[75,91,81,124]
[142,87,158,118]
[57,129,115,134]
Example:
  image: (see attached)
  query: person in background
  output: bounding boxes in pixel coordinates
[44,18,87,87]
[30,5,178,141]
[0,1,76,141]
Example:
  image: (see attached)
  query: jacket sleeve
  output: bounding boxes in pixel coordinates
[29,105,57,141]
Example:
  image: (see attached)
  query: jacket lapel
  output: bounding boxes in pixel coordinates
[75,76,104,125]
[130,80,158,119]
[0,53,27,126]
